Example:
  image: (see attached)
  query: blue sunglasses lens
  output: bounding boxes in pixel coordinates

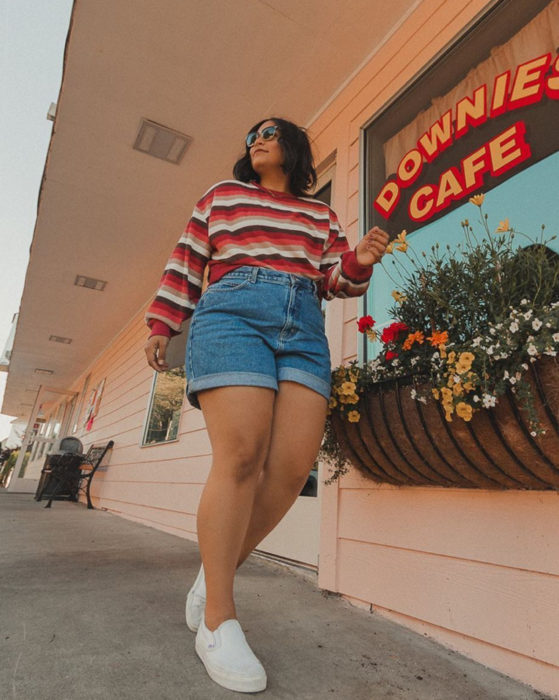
[246,126,278,148]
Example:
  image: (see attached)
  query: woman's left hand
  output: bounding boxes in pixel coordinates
[355,226,390,266]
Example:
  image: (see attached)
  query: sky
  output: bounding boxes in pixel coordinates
[0,0,74,442]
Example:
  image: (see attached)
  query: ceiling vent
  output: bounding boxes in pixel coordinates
[74,275,107,291]
[133,118,191,164]
[49,335,73,344]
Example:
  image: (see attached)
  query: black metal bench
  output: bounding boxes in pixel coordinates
[42,440,114,510]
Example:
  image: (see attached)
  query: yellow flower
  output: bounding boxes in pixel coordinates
[469,193,485,207]
[395,230,408,252]
[366,329,378,342]
[444,405,454,422]
[340,381,357,395]
[347,410,360,423]
[453,381,463,396]
[455,351,475,374]
[447,351,456,364]
[432,388,440,400]
[391,290,408,305]
[345,393,360,404]
[456,402,473,421]
[440,387,453,402]
[463,381,474,392]
[495,218,510,233]
[328,396,338,409]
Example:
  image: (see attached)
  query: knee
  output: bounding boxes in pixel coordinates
[215,440,268,484]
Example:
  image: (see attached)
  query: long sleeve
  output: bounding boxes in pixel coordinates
[320,209,372,300]
[145,193,213,334]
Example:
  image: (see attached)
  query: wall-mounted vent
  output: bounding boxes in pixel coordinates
[133,118,191,164]
[74,275,107,291]
[49,335,73,344]
[34,368,54,375]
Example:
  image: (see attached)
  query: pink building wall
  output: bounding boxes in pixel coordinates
[310,0,559,696]
[57,1,558,695]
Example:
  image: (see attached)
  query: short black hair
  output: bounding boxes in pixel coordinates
[233,117,317,197]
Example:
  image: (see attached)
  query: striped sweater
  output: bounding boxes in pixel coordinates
[146,180,372,336]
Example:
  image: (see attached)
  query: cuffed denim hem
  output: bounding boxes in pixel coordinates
[186,372,278,409]
[277,367,331,402]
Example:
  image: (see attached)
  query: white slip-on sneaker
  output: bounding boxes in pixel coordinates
[185,564,206,632]
[195,618,267,693]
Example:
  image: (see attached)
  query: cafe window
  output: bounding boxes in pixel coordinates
[142,367,186,446]
[362,0,558,360]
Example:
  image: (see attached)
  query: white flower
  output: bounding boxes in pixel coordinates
[410,357,418,366]
[482,394,497,408]
[472,337,482,347]
[509,377,517,385]
[530,431,537,437]
[486,346,494,355]
[503,370,509,379]
[410,388,417,399]
[509,321,519,333]
[489,327,496,335]
[553,333,559,343]
[392,359,399,367]
[532,319,543,331]
[545,349,557,357]
[520,299,529,306]
[521,363,529,370]
[473,395,480,403]
[527,344,538,356]
[523,310,533,320]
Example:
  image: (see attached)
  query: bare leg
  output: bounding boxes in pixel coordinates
[235,381,328,567]
[197,386,275,631]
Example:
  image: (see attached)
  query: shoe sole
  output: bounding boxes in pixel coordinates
[195,637,267,693]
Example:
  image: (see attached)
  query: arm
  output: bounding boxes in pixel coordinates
[145,196,212,332]
[320,210,387,299]
[144,192,213,371]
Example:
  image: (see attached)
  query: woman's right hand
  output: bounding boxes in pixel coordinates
[144,335,170,372]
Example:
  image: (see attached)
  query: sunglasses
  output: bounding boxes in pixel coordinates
[246,125,279,148]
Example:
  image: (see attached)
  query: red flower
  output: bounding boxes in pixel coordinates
[380,321,409,344]
[357,315,375,333]
[385,350,399,361]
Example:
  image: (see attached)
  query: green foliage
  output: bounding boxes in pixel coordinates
[320,197,559,483]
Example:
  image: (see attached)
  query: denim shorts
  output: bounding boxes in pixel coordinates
[185,266,331,409]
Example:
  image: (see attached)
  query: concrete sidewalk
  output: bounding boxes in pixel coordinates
[0,492,551,700]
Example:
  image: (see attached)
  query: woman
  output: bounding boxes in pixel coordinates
[144,117,388,693]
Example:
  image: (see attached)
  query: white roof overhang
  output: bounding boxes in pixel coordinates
[3,0,418,418]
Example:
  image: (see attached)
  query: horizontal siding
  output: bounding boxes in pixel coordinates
[338,488,559,576]
[66,306,207,540]
[337,538,559,667]
[310,0,559,695]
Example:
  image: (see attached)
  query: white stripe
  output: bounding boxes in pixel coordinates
[210,217,330,236]
[157,288,196,309]
[213,243,322,263]
[177,236,210,257]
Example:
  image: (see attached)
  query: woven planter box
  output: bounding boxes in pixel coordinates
[331,357,559,489]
